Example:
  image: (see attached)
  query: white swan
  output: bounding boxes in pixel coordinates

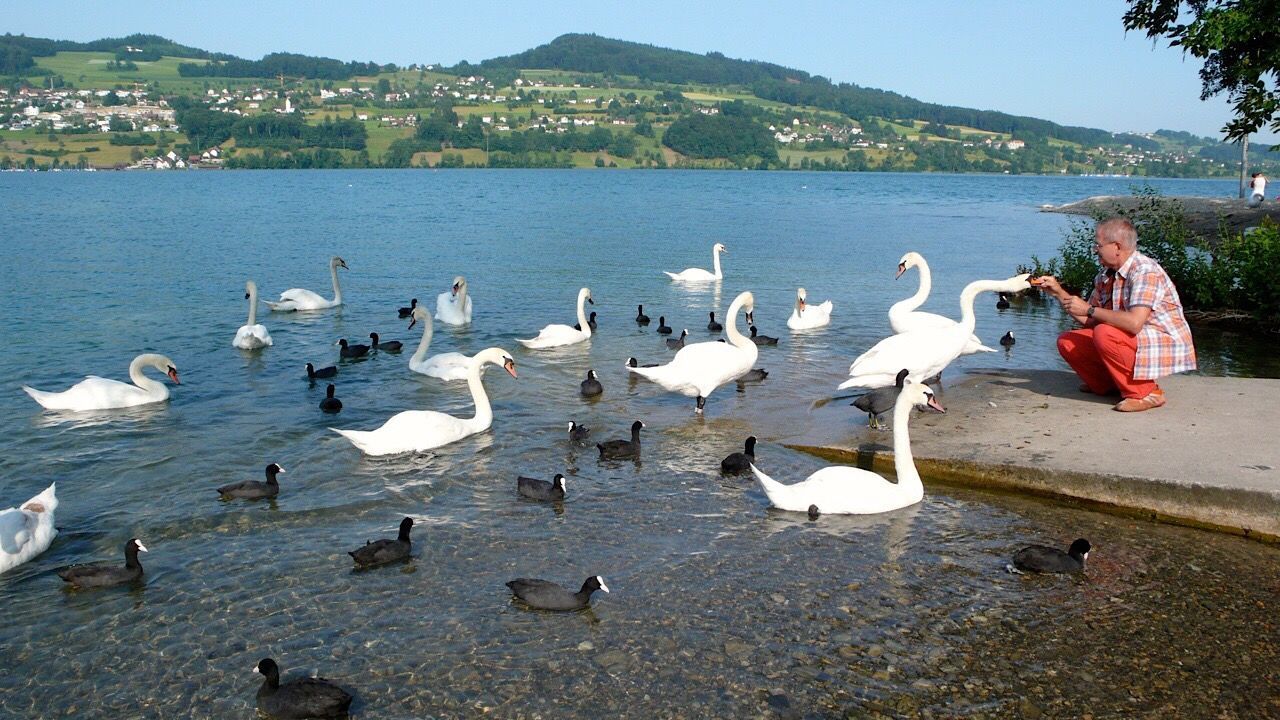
[517,288,593,349]
[664,242,726,281]
[332,347,516,456]
[752,380,944,514]
[889,252,993,354]
[407,306,472,381]
[23,354,181,411]
[839,274,1030,389]
[786,287,833,330]
[436,275,472,326]
[627,290,758,412]
[264,256,347,312]
[0,483,58,575]
[233,280,273,349]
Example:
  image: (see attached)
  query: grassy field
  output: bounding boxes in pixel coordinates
[35,52,264,94]
[0,126,189,168]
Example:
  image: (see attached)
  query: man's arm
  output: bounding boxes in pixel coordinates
[1062,296,1152,334]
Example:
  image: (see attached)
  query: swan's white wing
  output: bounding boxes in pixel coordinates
[23,376,162,411]
[665,268,717,281]
[755,465,918,514]
[517,324,588,349]
[892,312,988,352]
[332,410,475,456]
[435,292,472,325]
[266,288,332,311]
[233,324,273,349]
[0,508,32,555]
[0,484,57,573]
[788,300,833,330]
[417,352,472,381]
[627,341,754,396]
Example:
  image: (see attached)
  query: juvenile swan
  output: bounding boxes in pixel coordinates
[332,348,516,456]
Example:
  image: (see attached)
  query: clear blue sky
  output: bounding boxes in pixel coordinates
[8,0,1276,143]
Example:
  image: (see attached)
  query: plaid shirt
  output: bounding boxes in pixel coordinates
[1088,251,1197,380]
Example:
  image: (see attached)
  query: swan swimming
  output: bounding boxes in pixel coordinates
[407,306,472,381]
[664,242,726,282]
[787,287,833,330]
[233,280,273,349]
[517,288,594,349]
[627,290,758,412]
[332,347,516,456]
[436,276,472,326]
[752,379,944,514]
[889,252,993,354]
[0,483,57,575]
[23,353,181,411]
[264,256,348,312]
[839,274,1030,389]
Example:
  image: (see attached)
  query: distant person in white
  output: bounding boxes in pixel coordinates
[1249,172,1267,207]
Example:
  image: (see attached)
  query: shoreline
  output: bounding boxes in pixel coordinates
[1043,194,1280,237]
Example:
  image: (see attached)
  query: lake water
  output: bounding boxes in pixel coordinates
[1,170,1276,718]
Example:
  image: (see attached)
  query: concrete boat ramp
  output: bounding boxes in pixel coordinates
[788,369,1280,542]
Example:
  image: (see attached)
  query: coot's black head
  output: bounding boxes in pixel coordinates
[659,316,666,324]
[370,332,380,344]
[709,311,716,319]
[410,298,417,306]
[744,436,757,453]
[553,474,567,492]
[338,339,349,348]
[589,311,597,320]
[255,658,280,682]
[126,537,148,553]
[1068,538,1092,560]
[306,362,316,376]
[266,463,285,480]
[750,326,759,336]
[631,420,645,433]
[626,357,638,368]
[584,575,610,594]
[398,516,414,540]
[807,504,820,520]
[585,370,597,380]
[326,384,336,398]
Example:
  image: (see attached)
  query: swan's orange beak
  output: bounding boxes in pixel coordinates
[926,396,945,413]
[896,262,907,280]
[167,367,181,385]
[504,359,517,378]
[452,283,460,296]
[798,299,806,312]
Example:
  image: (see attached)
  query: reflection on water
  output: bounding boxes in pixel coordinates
[0,172,1275,717]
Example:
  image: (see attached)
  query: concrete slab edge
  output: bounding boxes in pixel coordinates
[787,443,1280,544]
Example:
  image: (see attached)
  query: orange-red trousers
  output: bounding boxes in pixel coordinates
[1056,325,1160,399]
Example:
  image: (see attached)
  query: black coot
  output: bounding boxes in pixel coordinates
[506,575,609,611]
[580,370,603,397]
[349,517,414,568]
[254,658,353,719]
[217,463,284,500]
[656,316,672,335]
[320,384,343,413]
[306,362,337,380]
[852,368,910,429]
[369,332,403,353]
[635,305,650,325]
[720,436,757,475]
[517,473,567,501]
[598,420,644,460]
[397,298,418,318]
[1012,539,1091,574]
[337,339,370,359]
[58,538,147,588]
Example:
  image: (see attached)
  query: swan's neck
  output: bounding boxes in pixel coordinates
[891,395,922,494]
[465,360,493,429]
[246,285,259,326]
[128,355,165,395]
[330,262,343,304]
[456,284,467,312]
[957,279,1002,333]
[712,247,723,278]
[410,318,433,364]
[575,293,591,337]
[794,296,803,315]
[724,295,751,350]
[906,261,931,311]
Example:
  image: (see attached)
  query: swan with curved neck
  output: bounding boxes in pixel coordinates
[408,306,472,380]
[840,274,1030,389]
[664,242,726,281]
[517,288,594,349]
[889,252,994,354]
[627,290,758,412]
[233,280,273,349]
[786,287,833,330]
[23,354,181,411]
[264,256,347,312]
[752,380,944,514]
[436,275,473,326]
[332,347,517,456]
[0,483,58,575]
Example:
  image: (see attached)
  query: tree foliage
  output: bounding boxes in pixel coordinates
[662,113,777,164]
[1123,0,1280,141]
[179,52,383,80]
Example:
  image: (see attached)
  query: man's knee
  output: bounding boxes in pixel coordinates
[1091,323,1132,346]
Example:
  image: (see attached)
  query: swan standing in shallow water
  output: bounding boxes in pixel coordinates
[23,354,181,411]
[787,287,833,330]
[627,290,758,412]
[889,252,993,354]
[752,380,944,514]
[0,483,57,575]
[264,256,347,312]
[664,242,726,281]
[517,288,594,349]
[436,276,472,326]
[840,274,1030,389]
[332,347,516,456]
[233,281,273,349]
[407,306,472,381]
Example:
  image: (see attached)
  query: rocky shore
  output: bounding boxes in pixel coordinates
[1043,195,1280,238]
